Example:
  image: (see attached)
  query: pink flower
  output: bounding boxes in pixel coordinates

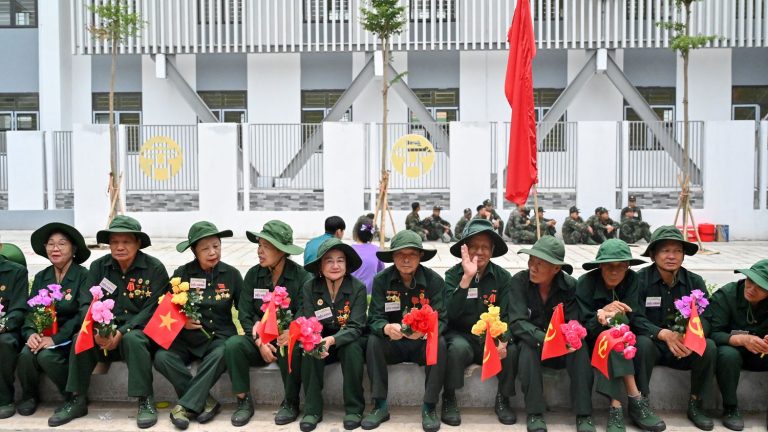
[304,342,316,352]
[623,345,637,359]
[90,286,104,300]
[48,284,64,301]
[614,343,625,352]
[91,299,115,324]
[0,303,4,314]
[623,331,636,345]
[609,327,622,338]
[617,324,630,335]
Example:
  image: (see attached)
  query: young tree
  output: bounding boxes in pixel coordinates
[360,0,407,246]
[88,1,144,224]
[658,0,718,243]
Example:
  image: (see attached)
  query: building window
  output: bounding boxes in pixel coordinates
[534,88,566,151]
[409,0,455,22]
[0,0,37,28]
[733,86,768,121]
[0,93,39,132]
[623,87,676,150]
[408,88,457,142]
[304,0,350,23]
[93,92,142,151]
[199,91,247,123]
[301,90,351,123]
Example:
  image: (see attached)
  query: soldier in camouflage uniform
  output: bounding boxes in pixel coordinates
[404,202,429,241]
[562,206,597,245]
[506,206,537,244]
[589,207,619,244]
[423,206,454,243]
[530,207,557,237]
[483,199,505,237]
[619,195,652,244]
[454,208,472,240]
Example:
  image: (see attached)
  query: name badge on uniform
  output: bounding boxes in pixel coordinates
[730,330,749,336]
[315,307,333,320]
[99,278,117,294]
[466,288,478,299]
[385,302,401,312]
[645,297,662,308]
[253,289,268,300]
[190,278,206,290]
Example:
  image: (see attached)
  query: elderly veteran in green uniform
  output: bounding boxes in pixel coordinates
[705,259,768,431]
[442,219,517,426]
[362,230,447,432]
[48,215,169,428]
[224,220,312,427]
[0,242,29,419]
[576,239,665,432]
[153,221,242,430]
[632,226,715,431]
[509,236,594,432]
[299,238,368,432]
[15,224,90,417]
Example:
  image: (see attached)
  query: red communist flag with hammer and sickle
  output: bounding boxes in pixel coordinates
[591,330,625,378]
[683,296,707,356]
[481,321,502,381]
[541,303,569,360]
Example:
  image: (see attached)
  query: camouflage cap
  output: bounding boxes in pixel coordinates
[483,199,494,207]
[463,208,472,215]
[433,205,443,211]
[628,194,637,201]
[537,206,545,213]
[569,206,580,214]
[596,207,608,214]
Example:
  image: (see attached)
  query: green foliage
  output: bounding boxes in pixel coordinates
[359,0,407,42]
[655,0,719,57]
[87,1,144,43]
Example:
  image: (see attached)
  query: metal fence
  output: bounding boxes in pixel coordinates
[366,123,451,192]
[493,122,578,189]
[248,124,324,190]
[617,121,704,189]
[52,131,73,192]
[0,132,6,192]
[124,125,199,192]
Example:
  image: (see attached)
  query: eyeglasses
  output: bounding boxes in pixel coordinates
[45,242,71,251]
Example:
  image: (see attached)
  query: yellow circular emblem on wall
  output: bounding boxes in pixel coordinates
[391,134,435,179]
[138,136,183,181]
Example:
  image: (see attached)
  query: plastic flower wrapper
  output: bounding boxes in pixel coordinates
[402,304,436,336]
[671,289,709,333]
[170,277,210,339]
[560,320,587,350]
[294,316,326,359]
[26,284,64,335]
[471,304,509,343]
[90,286,117,356]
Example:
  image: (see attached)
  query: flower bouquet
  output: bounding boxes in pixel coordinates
[293,316,326,358]
[402,304,436,337]
[169,277,210,339]
[671,289,709,334]
[560,320,587,350]
[27,284,64,336]
[90,286,117,356]
[471,305,508,343]
[609,323,637,360]
[261,286,293,332]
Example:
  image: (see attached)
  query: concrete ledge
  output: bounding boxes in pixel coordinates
[22,362,768,411]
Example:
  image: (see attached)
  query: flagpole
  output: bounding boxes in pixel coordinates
[533,183,541,239]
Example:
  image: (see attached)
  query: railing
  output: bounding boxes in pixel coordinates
[0,132,6,193]
[124,125,199,192]
[72,0,768,54]
[617,120,704,189]
[248,124,324,190]
[52,131,74,192]
[366,123,450,192]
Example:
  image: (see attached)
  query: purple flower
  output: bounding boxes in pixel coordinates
[674,298,692,318]
[0,303,4,315]
[28,294,52,308]
[48,284,64,301]
[89,286,104,301]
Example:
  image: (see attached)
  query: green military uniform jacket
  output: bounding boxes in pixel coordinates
[82,251,169,335]
[454,217,470,240]
[238,260,312,334]
[576,269,641,344]
[0,256,28,332]
[562,217,586,238]
[620,206,643,222]
[634,265,710,339]
[509,270,579,348]
[23,264,89,345]
[169,260,243,344]
[705,280,768,346]
[445,261,512,338]
[405,212,424,233]
[300,277,367,347]
[368,265,447,337]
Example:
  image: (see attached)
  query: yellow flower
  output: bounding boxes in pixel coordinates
[170,277,181,287]
[471,320,487,336]
[490,320,508,338]
[487,305,500,318]
[179,282,190,292]
[171,292,188,306]
[172,285,180,294]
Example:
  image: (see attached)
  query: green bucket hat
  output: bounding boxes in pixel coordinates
[177,221,233,252]
[0,243,26,268]
[245,220,303,256]
[96,215,151,248]
[641,225,698,257]
[517,236,573,274]
[582,239,646,270]
[304,237,363,275]
[30,222,90,264]
[376,230,437,263]
[449,219,508,258]
[735,259,768,292]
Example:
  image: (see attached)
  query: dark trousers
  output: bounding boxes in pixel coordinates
[153,337,227,413]
[517,341,593,416]
[366,334,447,404]
[224,335,302,402]
[715,345,768,407]
[0,332,21,405]
[444,331,517,397]
[634,335,716,397]
[65,330,154,397]
[17,345,70,400]
[594,351,635,401]
[302,338,366,416]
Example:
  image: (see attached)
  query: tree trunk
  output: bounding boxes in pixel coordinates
[108,37,121,224]
[681,2,691,230]
[378,42,390,247]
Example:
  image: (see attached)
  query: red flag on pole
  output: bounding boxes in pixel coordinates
[144,293,187,349]
[684,297,707,356]
[504,0,538,206]
[258,300,279,345]
[75,302,95,354]
[42,304,59,337]
[287,320,302,373]
[425,308,439,366]
[481,323,502,381]
[541,303,569,360]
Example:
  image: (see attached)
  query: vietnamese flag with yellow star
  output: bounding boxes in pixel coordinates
[481,323,502,381]
[144,293,186,349]
[74,302,95,354]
